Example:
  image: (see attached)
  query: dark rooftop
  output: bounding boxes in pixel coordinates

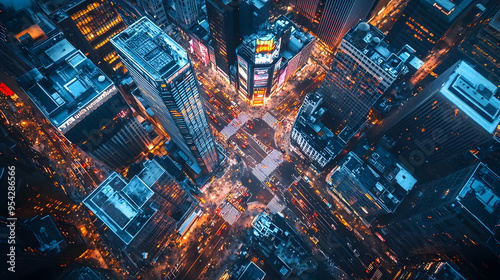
[21,35,116,133]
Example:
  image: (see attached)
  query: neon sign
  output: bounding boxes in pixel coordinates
[256,37,275,54]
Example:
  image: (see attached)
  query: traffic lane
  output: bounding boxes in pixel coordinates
[232,131,267,163]
[177,218,226,279]
[283,190,362,278]
[294,182,375,266]
[179,221,230,280]
[288,184,368,278]
[204,106,225,131]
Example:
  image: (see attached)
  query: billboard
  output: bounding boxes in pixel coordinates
[254,68,268,87]
[256,37,275,54]
[255,34,279,65]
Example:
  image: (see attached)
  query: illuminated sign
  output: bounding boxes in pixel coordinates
[190,39,210,65]
[58,85,117,133]
[278,69,286,87]
[254,68,268,87]
[256,37,275,54]
[200,44,209,65]
[238,56,248,69]
[255,35,279,65]
[256,42,275,53]
[0,82,14,96]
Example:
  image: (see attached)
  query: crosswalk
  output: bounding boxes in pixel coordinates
[220,113,250,140]
[262,112,278,127]
[267,195,286,214]
[252,150,284,182]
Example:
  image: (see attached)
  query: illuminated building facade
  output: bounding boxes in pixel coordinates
[50,0,128,76]
[460,9,500,86]
[236,17,314,106]
[295,0,375,48]
[381,163,500,279]
[236,31,282,106]
[275,16,315,81]
[188,20,211,66]
[382,60,500,168]
[385,0,474,58]
[19,35,152,170]
[111,17,219,174]
[319,21,413,143]
[206,0,242,80]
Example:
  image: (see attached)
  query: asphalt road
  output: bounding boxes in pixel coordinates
[176,218,230,280]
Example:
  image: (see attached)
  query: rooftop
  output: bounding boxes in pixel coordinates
[251,213,313,275]
[489,9,500,32]
[329,143,417,222]
[343,21,413,79]
[275,16,315,56]
[422,0,474,22]
[25,215,67,254]
[111,17,189,80]
[83,173,157,245]
[292,92,345,165]
[441,60,500,133]
[22,35,115,133]
[457,163,500,235]
[238,261,266,280]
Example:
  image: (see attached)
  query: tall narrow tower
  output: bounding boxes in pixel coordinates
[111,17,219,174]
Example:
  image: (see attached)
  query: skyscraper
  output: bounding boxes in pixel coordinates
[239,0,272,37]
[206,0,242,80]
[382,60,500,170]
[83,159,199,266]
[385,0,474,58]
[295,0,375,48]
[19,34,152,170]
[316,0,375,48]
[318,21,414,143]
[137,0,169,27]
[327,143,417,226]
[49,0,128,76]
[460,8,500,86]
[381,163,500,279]
[111,17,218,174]
[173,0,202,28]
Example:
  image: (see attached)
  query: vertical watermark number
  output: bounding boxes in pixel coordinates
[6,165,16,273]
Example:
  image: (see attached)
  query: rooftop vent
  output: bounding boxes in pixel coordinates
[356,22,370,38]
